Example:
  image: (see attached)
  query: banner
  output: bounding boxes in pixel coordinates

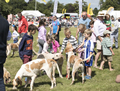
[53,0,58,16]
[79,0,82,17]
[5,0,10,3]
[87,3,91,15]
[90,8,94,16]
[41,0,47,4]
[62,8,66,14]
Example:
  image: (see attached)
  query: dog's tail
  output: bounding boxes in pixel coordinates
[82,53,94,62]
[51,59,63,78]
[33,48,39,56]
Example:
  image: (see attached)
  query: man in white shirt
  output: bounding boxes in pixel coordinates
[93,12,107,68]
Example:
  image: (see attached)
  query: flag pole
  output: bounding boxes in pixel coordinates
[35,0,37,10]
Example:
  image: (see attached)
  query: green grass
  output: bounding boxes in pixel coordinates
[5,27,120,91]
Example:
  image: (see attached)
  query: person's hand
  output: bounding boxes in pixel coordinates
[56,32,58,35]
[59,52,62,54]
[112,51,115,55]
[76,35,78,40]
[86,58,90,63]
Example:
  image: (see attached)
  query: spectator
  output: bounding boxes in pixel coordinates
[12,25,19,43]
[78,12,91,29]
[38,19,47,53]
[52,16,60,43]
[111,16,119,49]
[93,12,107,68]
[0,12,9,91]
[18,12,28,38]
[99,30,114,71]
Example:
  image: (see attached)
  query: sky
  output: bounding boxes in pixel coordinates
[36,0,100,9]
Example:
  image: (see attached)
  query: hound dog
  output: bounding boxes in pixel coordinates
[33,49,64,75]
[7,38,22,57]
[12,59,63,91]
[3,67,11,84]
[65,42,94,85]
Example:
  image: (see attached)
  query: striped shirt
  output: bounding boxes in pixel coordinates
[101,37,112,56]
[61,35,78,53]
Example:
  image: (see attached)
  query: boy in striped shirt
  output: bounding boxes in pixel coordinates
[60,28,78,77]
[99,30,114,71]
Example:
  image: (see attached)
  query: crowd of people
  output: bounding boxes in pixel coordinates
[0,10,120,90]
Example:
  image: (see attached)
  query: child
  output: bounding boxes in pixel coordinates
[77,29,94,79]
[19,24,37,63]
[19,24,37,83]
[75,24,86,59]
[42,35,53,53]
[12,25,19,43]
[90,21,96,54]
[51,34,60,53]
[99,30,114,71]
[104,14,111,31]
[60,28,78,77]
[110,16,119,49]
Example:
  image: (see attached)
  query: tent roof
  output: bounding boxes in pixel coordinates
[22,10,45,17]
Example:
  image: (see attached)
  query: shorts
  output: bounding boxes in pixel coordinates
[23,55,32,64]
[103,55,113,62]
[96,37,103,50]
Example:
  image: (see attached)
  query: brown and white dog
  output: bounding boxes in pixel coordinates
[12,59,63,91]
[3,67,11,84]
[65,42,94,85]
[7,38,22,57]
[33,49,64,75]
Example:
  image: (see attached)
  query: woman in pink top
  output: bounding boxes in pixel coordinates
[51,34,60,53]
[38,19,47,53]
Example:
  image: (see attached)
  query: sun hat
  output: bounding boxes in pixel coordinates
[103,30,111,35]
[97,11,105,17]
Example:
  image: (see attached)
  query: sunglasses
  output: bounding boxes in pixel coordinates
[82,15,86,17]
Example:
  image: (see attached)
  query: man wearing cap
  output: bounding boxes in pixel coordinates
[93,12,107,68]
[99,30,114,71]
[51,16,60,43]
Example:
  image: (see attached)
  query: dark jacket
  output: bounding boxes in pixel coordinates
[0,14,9,57]
[18,16,28,34]
[19,33,33,60]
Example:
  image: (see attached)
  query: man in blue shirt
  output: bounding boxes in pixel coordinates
[52,16,60,43]
[78,12,91,29]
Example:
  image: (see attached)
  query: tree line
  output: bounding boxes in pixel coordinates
[0,0,120,19]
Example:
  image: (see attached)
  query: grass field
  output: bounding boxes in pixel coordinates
[5,27,120,91]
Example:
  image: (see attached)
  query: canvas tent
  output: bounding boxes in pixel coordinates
[22,10,45,17]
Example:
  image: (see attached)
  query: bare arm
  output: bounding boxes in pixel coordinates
[76,28,79,40]
[56,25,59,35]
[78,48,85,53]
[77,38,85,50]
[109,47,115,55]
[98,36,102,42]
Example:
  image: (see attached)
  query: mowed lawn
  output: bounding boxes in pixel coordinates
[5,27,120,91]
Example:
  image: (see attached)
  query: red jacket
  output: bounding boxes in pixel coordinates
[18,16,28,34]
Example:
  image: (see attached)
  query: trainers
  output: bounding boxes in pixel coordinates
[84,75,89,79]
[85,76,91,79]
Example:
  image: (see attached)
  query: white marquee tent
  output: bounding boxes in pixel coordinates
[22,10,45,17]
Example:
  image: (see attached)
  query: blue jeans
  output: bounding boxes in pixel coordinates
[0,57,6,91]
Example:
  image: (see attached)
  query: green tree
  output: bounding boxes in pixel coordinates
[100,0,120,10]
[93,8,98,16]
